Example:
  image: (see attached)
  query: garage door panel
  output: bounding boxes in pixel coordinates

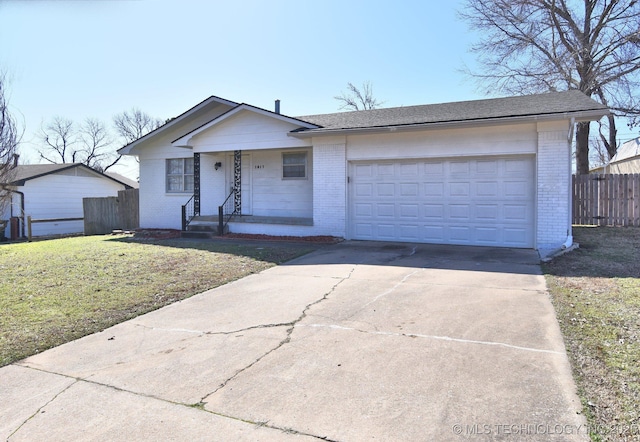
[399,224,420,240]
[450,182,470,197]
[377,203,395,217]
[378,164,394,175]
[355,183,373,197]
[399,204,419,218]
[450,205,470,220]
[450,161,470,174]
[377,224,396,239]
[505,158,531,174]
[424,225,445,241]
[350,157,535,248]
[354,164,373,177]
[476,204,499,220]
[354,223,374,238]
[400,183,419,196]
[504,204,530,221]
[504,228,529,245]
[504,180,530,197]
[425,182,444,196]
[476,181,499,197]
[424,162,444,174]
[355,203,373,217]
[400,163,419,175]
[476,227,500,244]
[424,204,444,219]
[450,226,471,242]
[476,160,498,174]
[377,183,394,196]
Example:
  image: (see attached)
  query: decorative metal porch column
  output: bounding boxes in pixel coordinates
[233,150,241,214]
[193,153,200,215]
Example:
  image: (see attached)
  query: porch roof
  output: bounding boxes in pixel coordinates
[172,104,319,147]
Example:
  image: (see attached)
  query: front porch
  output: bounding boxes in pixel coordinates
[182,214,314,238]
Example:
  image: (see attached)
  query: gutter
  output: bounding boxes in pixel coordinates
[289,109,610,139]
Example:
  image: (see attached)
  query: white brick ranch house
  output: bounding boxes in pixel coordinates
[118,91,608,256]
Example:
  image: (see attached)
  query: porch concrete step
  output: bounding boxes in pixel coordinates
[181,230,218,239]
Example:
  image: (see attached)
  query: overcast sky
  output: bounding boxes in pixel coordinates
[3,0,627,179]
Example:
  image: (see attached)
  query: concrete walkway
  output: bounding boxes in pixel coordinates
[1,242,588,441]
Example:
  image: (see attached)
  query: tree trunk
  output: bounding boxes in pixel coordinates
[575,122,590,174]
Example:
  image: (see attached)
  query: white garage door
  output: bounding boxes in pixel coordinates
[350,156,535,248]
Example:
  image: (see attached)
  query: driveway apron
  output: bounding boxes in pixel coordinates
[0,242,587,441]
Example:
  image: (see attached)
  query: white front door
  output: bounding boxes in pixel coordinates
[226,154,252,215]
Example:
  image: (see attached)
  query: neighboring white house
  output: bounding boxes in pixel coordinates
[591,137,640,174]
[119,91,608,257]
[1,163,136,239]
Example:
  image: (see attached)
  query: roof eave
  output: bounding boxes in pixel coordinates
[172,104,321,148]
[118,96,239,155]
[288,109,610,139]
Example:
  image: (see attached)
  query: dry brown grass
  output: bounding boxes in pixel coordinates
[544,227,640,441]
[0,235,315,367]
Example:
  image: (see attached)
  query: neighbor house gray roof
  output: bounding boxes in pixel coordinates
[293,90,608,136]
[4,163,135,188]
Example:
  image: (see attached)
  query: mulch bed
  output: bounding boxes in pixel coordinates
[131,229,341,244]
[222,233,342,244]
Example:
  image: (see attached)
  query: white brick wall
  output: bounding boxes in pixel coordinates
[536,124,572,250]
[139,157,187,229]
[312,142,347,237]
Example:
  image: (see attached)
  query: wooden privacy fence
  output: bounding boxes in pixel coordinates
[83,188,139,235]
[573,174,640,226]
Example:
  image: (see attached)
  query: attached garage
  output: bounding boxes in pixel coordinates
[349,156,535,247]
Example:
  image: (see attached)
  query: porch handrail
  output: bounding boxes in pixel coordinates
[218,189,236,235]
[181,194,198,231]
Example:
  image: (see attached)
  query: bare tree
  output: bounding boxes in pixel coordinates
[78,118,115,172]
[38,108,162,173]
[459,0,640,174]
[38,116,77,164]
[113,107,163,144]
[335,81,384,111]
[1,73,20,232]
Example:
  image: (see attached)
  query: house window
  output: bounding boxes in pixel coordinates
[282,152,307,179]
[166,158,194,193]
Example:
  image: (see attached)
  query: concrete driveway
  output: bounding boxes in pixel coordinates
[1,242,588,441]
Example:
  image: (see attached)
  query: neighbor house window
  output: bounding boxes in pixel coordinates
[282,152,307,179]
[166,158,194,193]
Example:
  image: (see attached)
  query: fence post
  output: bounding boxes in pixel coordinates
[27,216,32,242]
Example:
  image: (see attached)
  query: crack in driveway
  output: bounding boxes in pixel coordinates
[199,266,356,403]
[299,323,564,355]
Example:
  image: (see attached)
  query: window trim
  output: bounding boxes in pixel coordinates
[282,151,308,180]
[166,157,194,193]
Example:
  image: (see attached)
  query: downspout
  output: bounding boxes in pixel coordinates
[563,118,576,249]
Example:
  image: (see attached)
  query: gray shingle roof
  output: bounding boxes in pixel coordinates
[4,163,135,188]
[295,90,608,132]
[7,164,77,184]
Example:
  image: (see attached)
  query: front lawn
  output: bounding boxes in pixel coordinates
[0,235,315,367]
[544,226,640,441]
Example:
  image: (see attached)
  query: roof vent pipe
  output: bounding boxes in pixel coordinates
[12,153,19,168]
[275,99,280,114]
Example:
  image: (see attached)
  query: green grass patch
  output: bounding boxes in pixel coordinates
[544,227,640,441]
[0,235,315,367]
